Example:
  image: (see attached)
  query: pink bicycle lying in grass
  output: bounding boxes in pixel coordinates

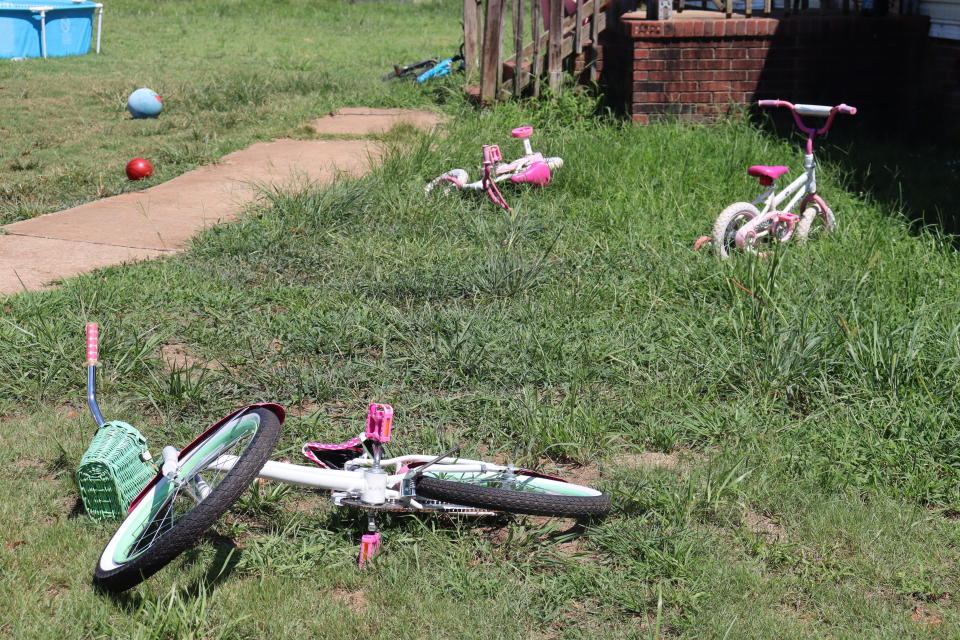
[424,126,563,210]
[78,325,609,592]
[695,100,856,258]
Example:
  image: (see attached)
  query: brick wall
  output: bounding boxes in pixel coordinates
[609,13,930,125]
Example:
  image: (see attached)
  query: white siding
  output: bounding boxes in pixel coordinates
[920,0,960,39]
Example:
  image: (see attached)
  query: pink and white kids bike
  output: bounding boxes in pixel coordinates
[80,325,609,593]
[695,100,856,258]
[425,126,563,210]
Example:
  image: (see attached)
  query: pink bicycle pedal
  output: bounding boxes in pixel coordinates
[483,145,502,163]
[511,126,533,139]
[365,403,393,443]
[359,532,382,568]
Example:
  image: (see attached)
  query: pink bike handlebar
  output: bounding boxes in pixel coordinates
[86,322,99,366]
[758,100,856,116]
[758,100,856,152]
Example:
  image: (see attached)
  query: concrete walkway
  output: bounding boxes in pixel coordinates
[0,108,442,295]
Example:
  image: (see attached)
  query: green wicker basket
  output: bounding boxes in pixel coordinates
[77,421,156,521]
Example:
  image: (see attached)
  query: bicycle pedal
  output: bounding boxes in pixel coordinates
[483,145,502,164]
[359,532,382,568]
[365,403,393,443]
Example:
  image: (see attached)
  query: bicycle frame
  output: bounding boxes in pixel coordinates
[735,153,815,248]
[208,454,515,510]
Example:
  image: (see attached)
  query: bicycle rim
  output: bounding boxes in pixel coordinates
[99,413,261,571]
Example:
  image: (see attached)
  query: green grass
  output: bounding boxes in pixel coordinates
[4,3,960,635]
[0,0,463,223]
[3,94,960,637]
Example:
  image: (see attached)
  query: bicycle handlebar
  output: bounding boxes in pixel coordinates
[758,100,857,117]
[85,322,99,366]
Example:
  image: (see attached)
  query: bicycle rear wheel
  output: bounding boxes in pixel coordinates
[93,407,281,592]
[415,470,610,518]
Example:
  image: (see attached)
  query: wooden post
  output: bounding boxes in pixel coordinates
[590,0,599,82]
[548,0,562,92]
[463,0,480,75]
[574,0,583,55]
[531,0,542,96]
[765,0,772,14]
[481,0,507,102]
[725,0,733,18]
[513,0,525,96]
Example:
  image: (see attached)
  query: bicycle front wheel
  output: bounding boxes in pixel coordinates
[795,195,835,242]
[93,407,281,592]
[415,471,610,518]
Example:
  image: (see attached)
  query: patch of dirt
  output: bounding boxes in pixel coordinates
[159,343,221,371]
[744,509,784,543]
[911,604,943,627]
[607,449,703,474]
[13,457,43,471]
[553,462,600,488]
[287,402,321,418]
[330,588,369,614]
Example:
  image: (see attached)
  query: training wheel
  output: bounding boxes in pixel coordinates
[511,126,533,139]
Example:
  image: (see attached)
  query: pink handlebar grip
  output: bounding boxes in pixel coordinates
[85,323,99,366]
[758,99,788,109]
[837,104,857,115]
[365,403,393,443]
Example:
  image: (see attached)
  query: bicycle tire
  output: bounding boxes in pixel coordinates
[795,195,835,243]
[93,407,281,592]
[711,202,760,259]
[415,471,610,518]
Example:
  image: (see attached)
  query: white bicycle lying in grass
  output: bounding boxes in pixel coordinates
[79,325,610,593]
[695,100,856,258]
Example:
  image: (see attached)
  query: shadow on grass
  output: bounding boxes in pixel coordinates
[95,533,242,606]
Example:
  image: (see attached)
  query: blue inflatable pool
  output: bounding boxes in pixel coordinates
[0,0,103,59]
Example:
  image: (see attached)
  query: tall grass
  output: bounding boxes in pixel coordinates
[3,89,960,637]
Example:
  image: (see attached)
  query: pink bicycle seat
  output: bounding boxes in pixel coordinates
[748,165,789,185]
[511,126,533,139]
[510,161,551,187]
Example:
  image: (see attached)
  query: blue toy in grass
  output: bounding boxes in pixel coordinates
[127,88,163,119]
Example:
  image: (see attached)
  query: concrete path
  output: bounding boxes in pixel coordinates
[0,108,442,295]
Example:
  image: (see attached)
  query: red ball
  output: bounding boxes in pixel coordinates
[125,158,153,181]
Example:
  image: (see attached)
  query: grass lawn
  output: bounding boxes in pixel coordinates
[3,2,960,638]
[0,0,463,224]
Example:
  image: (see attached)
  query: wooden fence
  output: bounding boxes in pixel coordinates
[464,0,620,102]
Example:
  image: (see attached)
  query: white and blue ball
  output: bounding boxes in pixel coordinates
[127,88,163,119]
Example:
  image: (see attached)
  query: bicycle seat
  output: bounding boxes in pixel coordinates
[509,160,551,187]
[511,126,533,139]
[303,437,363,469]
[748,165,789,186]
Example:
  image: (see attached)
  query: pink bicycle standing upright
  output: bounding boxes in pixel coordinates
[425,126,563,211]
[695,100,857,258]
